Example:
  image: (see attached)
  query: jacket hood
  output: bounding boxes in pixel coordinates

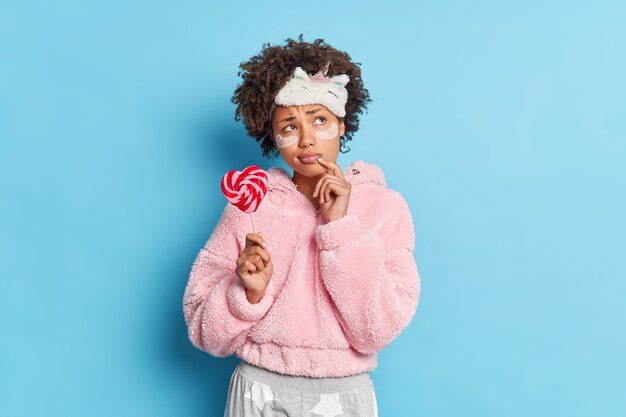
[266,160,386,194]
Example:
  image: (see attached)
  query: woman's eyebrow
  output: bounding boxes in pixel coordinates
[278,108,325,124]
[305,107,324,115]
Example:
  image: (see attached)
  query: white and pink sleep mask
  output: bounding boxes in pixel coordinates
[269,65,350,120]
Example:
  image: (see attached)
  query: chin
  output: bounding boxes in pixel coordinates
[293,163,325,176]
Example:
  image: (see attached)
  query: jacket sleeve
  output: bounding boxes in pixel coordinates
[182,203,277,357]
[315,190,421,355]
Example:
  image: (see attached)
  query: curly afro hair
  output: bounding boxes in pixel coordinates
[231,34,372,158]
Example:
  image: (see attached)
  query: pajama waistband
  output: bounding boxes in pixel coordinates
[235,360,374,394]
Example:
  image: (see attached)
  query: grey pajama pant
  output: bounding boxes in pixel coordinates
[224,360,378,417]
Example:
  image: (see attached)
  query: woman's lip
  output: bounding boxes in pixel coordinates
[298,154,322,164]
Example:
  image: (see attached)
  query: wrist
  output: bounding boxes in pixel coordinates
[322,207,347,223]
[325,213,346,223]
[245,288,265,304]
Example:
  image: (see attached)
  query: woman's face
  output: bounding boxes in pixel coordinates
[270,104,345,177]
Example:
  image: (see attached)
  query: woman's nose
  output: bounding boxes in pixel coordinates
[299,125,316,147]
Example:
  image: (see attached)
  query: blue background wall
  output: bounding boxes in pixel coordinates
[1,1,625,416]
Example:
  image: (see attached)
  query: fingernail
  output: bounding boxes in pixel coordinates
[317,157,324,161]
[262,242,267,247]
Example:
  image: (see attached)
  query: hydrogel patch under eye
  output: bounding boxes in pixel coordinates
[315,122,339,140]
[275,134,297,148]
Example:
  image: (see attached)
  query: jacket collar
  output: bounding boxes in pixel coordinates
[266,159,386,194]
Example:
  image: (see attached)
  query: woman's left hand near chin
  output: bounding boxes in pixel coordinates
[312,158,351,222]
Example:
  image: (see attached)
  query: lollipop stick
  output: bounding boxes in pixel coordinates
[250,212,257,234]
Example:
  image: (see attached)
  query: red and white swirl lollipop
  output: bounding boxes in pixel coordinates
[220,165,268,233]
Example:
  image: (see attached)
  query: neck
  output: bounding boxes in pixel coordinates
[291,171,323,210]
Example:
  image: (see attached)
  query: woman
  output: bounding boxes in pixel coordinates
[183,34,421,417]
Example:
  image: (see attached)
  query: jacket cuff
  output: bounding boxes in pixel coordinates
[226,276,275,322]
[315,213,363,251]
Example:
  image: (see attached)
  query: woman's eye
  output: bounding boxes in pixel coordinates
[314,117,326,125]
[283,125,295,133]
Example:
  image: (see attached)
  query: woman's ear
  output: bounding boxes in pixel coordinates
[339,118,345,137]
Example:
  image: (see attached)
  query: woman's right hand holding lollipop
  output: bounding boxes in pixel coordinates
[220,165,272,304]
[236,232,273,304]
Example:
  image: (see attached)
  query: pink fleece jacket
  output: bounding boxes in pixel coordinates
[182,159,421,378]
